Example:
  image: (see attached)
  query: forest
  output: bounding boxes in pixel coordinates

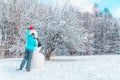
[0,0,120,59]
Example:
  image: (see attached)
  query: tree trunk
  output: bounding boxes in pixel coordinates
[69,50,76,56]
[0,48,5,58]
[45,48,55,60]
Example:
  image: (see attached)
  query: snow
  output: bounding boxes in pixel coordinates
[0,55,120,80]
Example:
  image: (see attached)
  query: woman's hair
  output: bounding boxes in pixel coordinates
[36,38,41,47]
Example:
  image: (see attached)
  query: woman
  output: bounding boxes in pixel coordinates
[18,26,37,72]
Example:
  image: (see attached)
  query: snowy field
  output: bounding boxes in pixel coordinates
[0,55,120,80]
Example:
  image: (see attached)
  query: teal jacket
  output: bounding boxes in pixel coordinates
[26,29,38,50]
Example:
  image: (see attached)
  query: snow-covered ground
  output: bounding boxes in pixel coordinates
[0,55,120,80]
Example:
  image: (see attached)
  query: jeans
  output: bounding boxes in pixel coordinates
[20,49,33,71]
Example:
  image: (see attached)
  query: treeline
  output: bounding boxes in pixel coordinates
[0,0,119,59]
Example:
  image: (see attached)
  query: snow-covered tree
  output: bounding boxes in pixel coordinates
[0,0,120,59]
